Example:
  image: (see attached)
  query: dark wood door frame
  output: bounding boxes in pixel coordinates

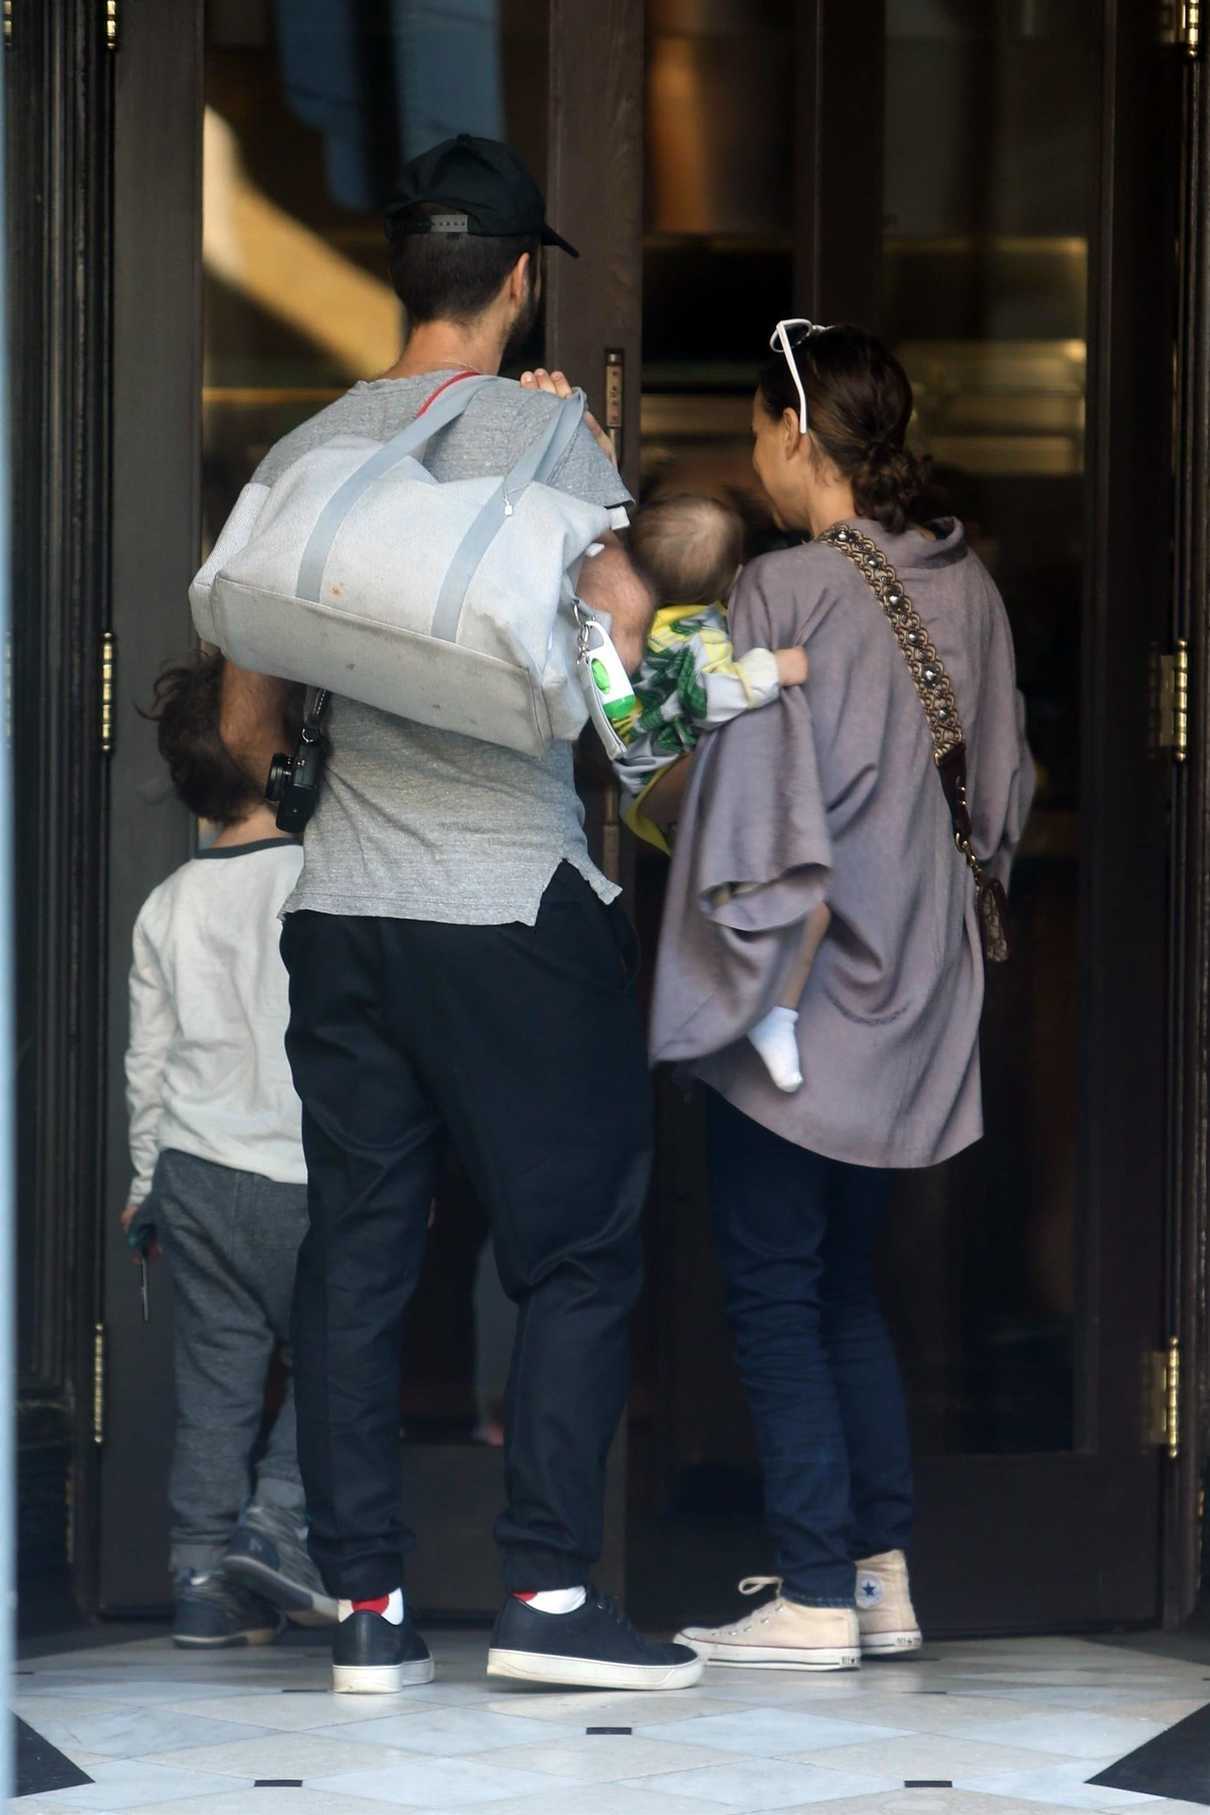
[544,0,646,1600]
[8,0,115,1620]
[1169,43,1210,1629]
[99,0,199,1614]
[1085,0,1208,1630]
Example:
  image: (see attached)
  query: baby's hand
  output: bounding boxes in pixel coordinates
[775,648,809,688]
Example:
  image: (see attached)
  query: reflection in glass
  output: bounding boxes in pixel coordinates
[203,0,547,552]
[633,2,1099,1517]
[881,0,1098,1457]
[641,0,793,509]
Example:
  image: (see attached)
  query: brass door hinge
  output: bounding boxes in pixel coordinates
[1163,0,1202,55]
[100,631,116,754]
[1154,641,1189,762]
[1146,1337,1182,1457]
[92,1321,106,1446]
[4,2,13,50]
[104,0,118,51]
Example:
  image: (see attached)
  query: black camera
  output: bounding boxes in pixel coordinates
[266,690,329,835]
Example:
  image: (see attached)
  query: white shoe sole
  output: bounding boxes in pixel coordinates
[861,1629,923,1657]
[172,1626,281,1649]
[332,1658,436,1693]
[487,1646,704,1690]
[677,1633,860,1671]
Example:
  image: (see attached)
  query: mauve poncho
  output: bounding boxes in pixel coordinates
[650,518,1035,1170]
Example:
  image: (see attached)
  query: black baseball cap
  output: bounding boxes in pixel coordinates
[385,134,579,259]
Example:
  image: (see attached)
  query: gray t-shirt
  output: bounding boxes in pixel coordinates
[253,373,633,926]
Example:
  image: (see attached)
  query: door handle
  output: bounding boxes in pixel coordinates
[604,348,624,469]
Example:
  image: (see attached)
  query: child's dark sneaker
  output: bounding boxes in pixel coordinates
[332,1608,435,1693]
[173,1571,284,1648]
[487,1589,704,1690]
[222,1502,338,1626]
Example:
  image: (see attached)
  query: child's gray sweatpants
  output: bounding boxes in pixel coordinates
[152,1148,309,1576]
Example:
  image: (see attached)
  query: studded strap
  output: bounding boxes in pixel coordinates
[818,523,1010,964]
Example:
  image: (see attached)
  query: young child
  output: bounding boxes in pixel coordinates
[121,653,335,1648]
[617,495,828,1093]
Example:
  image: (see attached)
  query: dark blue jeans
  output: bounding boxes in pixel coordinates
[705,1089,913,1606]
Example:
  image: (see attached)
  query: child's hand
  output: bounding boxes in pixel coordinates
[122,1201,161,1262]
[775,648,809,687]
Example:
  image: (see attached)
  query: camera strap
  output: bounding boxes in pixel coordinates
[302,687,330,740]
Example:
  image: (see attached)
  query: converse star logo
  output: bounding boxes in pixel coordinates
[858,1576,883,1606]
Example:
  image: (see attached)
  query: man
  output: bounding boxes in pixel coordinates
[219,135,702,1695]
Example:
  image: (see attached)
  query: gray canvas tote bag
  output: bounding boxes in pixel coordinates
[190,374,615,756]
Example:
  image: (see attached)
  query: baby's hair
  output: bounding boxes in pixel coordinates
[146,650,287,828]
[630,495,745,606]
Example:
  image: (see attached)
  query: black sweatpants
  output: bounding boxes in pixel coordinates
[280,865,652,1601]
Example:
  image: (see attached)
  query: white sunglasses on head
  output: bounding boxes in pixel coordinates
[770,318,833,438]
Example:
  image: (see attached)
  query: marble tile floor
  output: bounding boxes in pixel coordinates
[10,1629,1210,1815]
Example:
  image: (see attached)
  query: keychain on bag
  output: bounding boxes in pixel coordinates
[574,599,640,760]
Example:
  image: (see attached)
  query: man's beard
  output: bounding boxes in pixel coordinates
[503,271,543,364]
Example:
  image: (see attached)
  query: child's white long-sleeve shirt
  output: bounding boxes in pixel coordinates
[124,838,307,1205]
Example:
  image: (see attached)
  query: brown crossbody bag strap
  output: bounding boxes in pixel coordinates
[818,523,1010,964]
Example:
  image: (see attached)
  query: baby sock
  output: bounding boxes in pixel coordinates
[339,1587,404,1624]
[513,1587,588,1614]
[749,1006,804,1092]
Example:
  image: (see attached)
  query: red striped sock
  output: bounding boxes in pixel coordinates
[338,1587,404,1624]
[512,1587,587,1614]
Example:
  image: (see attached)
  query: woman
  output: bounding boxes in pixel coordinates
[652,321,1034,1671]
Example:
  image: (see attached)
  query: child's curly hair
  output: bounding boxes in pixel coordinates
[147,651,299,827]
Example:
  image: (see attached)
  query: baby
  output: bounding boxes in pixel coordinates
[615,495,828,1092]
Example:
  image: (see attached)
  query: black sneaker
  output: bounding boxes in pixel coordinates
[332,1608,436,1694]
[222,1503,338,1627]
[487,1589,704,1690]
[173,1570,285,1649]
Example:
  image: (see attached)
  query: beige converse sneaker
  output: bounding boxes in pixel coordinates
[856,1550,922,1656]
[676,1577,860,1671]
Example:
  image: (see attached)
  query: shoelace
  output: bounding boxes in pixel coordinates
[590,1588,636,1632]
[711,1576,791,1634]
[738,1575,784,1599]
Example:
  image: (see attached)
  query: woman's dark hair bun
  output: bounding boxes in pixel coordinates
[852,443,932,538]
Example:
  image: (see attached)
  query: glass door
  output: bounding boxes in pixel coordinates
[629,0,1182,1635]
[102,0,645,1618]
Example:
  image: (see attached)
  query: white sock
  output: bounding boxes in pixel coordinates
[338,1587,404,1625]
[749,1006,803,1092]
[513,1586,588,1614]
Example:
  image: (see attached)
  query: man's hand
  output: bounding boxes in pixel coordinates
[520,367,616,467]
[220,661,292,792]
[518,369,648,670]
